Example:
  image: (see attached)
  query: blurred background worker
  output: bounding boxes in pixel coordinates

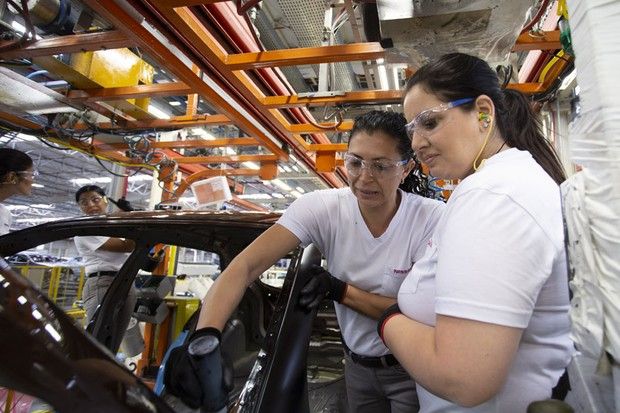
[0,148,35,235]
[73,184,138,355]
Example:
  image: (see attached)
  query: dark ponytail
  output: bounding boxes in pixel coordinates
[400,156,434,198]
[500,89,565,184]
[405,52,566,185]
[349,110,433,198]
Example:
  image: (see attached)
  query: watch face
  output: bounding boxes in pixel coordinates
[188,335,219,356]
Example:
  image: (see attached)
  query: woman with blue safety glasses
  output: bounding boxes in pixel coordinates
[164,110,445,413]
[377,53,573,413]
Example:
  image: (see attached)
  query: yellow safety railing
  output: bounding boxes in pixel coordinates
[15,265,86,320]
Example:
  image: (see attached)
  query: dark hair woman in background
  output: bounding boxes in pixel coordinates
[0,148,35,235]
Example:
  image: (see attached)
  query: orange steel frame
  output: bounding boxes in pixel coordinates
[0,0,568,197]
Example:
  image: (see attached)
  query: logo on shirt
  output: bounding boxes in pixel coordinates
[392,262,414,275]
[427,238,433,248]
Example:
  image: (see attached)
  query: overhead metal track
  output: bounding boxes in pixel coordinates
[82,0,290,161]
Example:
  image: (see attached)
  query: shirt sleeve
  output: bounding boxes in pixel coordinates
[276,191,328,247]
[74,236,110,255]
[0,205,11,235]
[435,189,556,328]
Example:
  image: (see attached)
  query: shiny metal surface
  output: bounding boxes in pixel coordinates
[0,264,174,413]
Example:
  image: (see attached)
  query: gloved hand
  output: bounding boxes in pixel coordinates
[298,265,347,310]
[164,327,233,411]
[141,248,165,272]
[377,303,402,344]
[110,197,134,212]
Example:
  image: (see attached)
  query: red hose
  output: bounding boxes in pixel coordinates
[520,0,552,34]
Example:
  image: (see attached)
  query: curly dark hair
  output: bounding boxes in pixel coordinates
[348,110,434,198]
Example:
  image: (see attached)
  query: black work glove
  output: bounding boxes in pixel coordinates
[377,303,402,344]
[298,265,347,310]
[141,248,165,272]
[164,327,233,411]
[110,197,134,212]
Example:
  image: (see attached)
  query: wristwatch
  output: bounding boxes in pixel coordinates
[188,334,220,357]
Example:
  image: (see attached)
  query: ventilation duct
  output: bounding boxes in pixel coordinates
[375,0,535,66]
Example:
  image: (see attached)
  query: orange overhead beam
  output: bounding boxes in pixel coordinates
[94,138,260,156]
[77,114,232,130]
[506,82,545,94]
[261,89,403,108]
[171,154,278,164]
[186,65,200,117]
[83,0,289,161]
[307,143,348,152]
[142,3,344,189]
[288,120,354,133]
[157,5,302,160]
[99,137,259,150]
[225,42,387,70]
[0,30,134,59]
[67,82,192,103]
[513,30,561,51]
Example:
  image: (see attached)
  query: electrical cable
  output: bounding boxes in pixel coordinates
[94,155,144,178]
[304,104,345,130]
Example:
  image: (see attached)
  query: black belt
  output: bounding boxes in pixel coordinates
[87,271,117,278]
[343,342,399,368]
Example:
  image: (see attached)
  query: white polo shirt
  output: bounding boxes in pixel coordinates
[399,149,573,412]
[74,236,130,275]
[0,204,12,235]
[278,187,445,356]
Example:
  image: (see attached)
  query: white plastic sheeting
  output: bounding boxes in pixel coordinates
[565,0,620,381]
[377,0,534,66]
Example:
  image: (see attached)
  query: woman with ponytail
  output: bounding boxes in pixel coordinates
[378,53,573,412]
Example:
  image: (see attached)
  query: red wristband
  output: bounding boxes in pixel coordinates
[379,311,401,344]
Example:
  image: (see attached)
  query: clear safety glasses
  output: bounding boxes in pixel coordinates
[405,97,474,139]
[17,170,39,180]
[344,153,408,179]
[78,196,104,207]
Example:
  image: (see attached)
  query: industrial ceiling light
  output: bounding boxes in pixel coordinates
[238,193,272,200]
[242,161,260,170]
[128,174,153,182]
[69,177,112,185]
[147,104,170,120]
[272,179,292,191]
